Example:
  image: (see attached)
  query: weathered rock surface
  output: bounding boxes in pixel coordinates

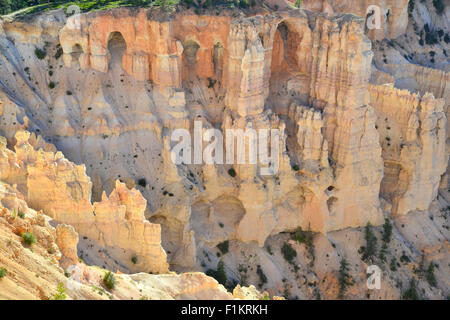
[369,84,447,215]
[302,0,409,40]
[0,130,168,274]
[0,1,449,300]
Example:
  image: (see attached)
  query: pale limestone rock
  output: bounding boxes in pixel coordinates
[0,131,168,274]
[369,84,447,215]
[56,224,79,268]
[302,0,409,40]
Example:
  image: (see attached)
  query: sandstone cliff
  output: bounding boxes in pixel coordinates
[0,2,449,300]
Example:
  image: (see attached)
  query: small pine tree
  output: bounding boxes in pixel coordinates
[426,262,437,287]
[403,278,419,300]
[338,258,353,299]
[103,271,116,290]
[414,255,425,279]
[382,218,393,243]
[389,258,397,272]
[52,283,67,300]
[362,223,377,262]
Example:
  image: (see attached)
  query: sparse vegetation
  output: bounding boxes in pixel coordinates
[361,223,377,262]
[103,271,116,290]
[206,260,227,287]
[338,257,353,299]
[52,283,67,300]
[22,232,36,246]
[382,218,393,244]
[0,267,6,279]
[403,278,419,300]
[390,258,397,272]
[426,262,437,287]
[379,219,392,263]
[55,47,64,60]
[256,264,267,287]
[432,0,445,15]
[217,240,229,255]
[34,47,46,60]
[291,226,315,267]
[227,168,236,178]
[281,242,296,264]
[18,210,25,219]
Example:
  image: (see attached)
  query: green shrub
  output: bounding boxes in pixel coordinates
[18,211,25,219]
[0,267,6,279]
[256,265,267,286]
[217,240,229,255]
[131,256,137,265]
[227,168,236,177]
[103,271,116,290]
[292,164,299,171]
[22,232,36,246]
[206,260,227,286]
[390,258,397,271]
[281,242,297,264]
[55,47,63,60]
[66,91,72,96]
[49,82,56,89]
[433,0,445,15]
[52,283,67,300]
[35,47,46,60]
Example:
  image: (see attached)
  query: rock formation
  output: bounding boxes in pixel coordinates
[0,1,449,300]
[0,131,168,274]
[369,84,447,215]
[302,0,409,40]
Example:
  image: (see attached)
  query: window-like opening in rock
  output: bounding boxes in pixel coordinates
[71,44,83,66]
[268,20,306,113]
[365,10,375,32]
[184,40,200,66]
[107,31,127,69]
[258,32,264,47]
[183,39,200,80]
[213,42,224,80]
[327,196,338,214]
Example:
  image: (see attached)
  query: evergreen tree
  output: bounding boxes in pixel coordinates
[0,0,11,15]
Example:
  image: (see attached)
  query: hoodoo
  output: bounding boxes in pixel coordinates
[0,0,448,300]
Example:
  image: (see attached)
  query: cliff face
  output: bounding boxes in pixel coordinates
[369,84,447,215]
[302,0,409,40]
[0,131,168,274]
[0,2,449,300]
[0,8,387,258]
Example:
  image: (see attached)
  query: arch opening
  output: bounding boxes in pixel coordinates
[107,31,127,69]
[183,39,200,80]
[212,42,224,81]
[268,20,307,114]
[71,44,83,67]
